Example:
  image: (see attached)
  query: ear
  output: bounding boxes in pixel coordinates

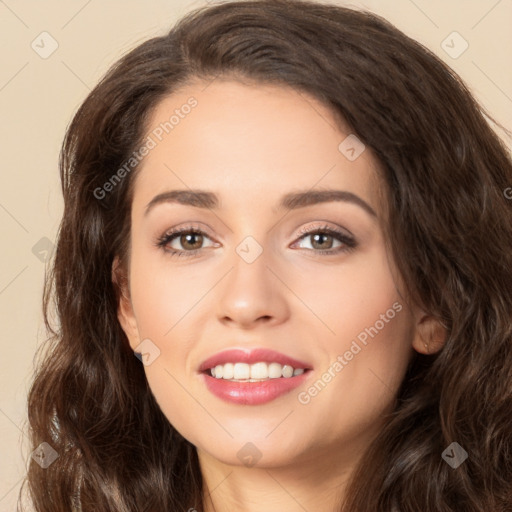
[112,255,141,351]
[411,309,447,355]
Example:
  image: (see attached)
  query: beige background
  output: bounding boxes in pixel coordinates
[1,0,511,509]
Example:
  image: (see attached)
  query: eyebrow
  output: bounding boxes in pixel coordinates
[144,189,377,218]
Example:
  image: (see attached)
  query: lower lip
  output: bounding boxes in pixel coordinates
[201,371,311,405]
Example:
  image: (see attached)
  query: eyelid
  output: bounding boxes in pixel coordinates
[294,221,354,240]
[159,222,215,240]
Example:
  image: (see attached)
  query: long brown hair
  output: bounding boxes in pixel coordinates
[20,1,512,510]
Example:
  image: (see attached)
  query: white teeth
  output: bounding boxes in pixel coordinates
[250,362,267,379]
[282,365,294,378]
[209,362,307,380]
[222,363,234,379]
[214,365,222,378]
[233,362,250,379]
[268,362,282,378]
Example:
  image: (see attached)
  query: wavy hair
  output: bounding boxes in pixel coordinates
[20,0,512,510]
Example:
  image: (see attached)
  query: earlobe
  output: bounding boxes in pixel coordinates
[412,313,447,355]
[112,256,140,351]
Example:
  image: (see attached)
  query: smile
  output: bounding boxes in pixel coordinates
[209,362,306,380]
[198,348,313,405]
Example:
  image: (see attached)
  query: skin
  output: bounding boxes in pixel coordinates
[116,79,446,512]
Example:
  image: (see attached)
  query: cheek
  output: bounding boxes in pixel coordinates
[293,246,405,347]
[143,360,207,448]
[129,248,208,338]
[299,307,414,446]
[128,262,199,440]
[298,249,414,418]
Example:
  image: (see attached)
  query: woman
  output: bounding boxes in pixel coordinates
[21,0,512,510]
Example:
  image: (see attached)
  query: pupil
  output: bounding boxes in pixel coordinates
[183,233,202,249]
[312,233,332,249]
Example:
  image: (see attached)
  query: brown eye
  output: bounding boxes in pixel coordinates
[178,232,204,251]
[293,225,357,255]
[156,226,217,258]
[309,232,335,250]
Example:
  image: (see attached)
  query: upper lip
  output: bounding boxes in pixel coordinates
[198,348,313,373]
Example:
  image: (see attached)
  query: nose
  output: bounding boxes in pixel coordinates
[216,248,290,330]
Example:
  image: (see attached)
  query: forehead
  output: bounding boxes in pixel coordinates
[132,79,384,215]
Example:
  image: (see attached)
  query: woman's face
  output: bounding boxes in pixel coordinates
[117,79,426,471]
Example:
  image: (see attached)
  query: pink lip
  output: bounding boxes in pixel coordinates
[201,371,311,405]
[198,348,312,373]
[198,348,313,406]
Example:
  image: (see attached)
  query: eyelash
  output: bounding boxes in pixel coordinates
[154,223,357,258]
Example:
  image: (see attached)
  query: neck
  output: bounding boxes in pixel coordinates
[198,435,371,512]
